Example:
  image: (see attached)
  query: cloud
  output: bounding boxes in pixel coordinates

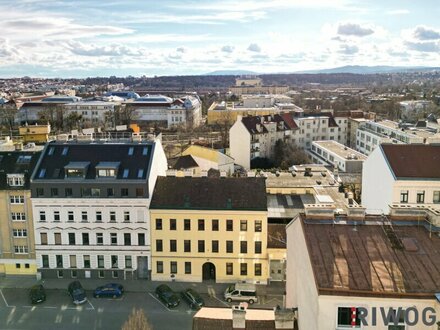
[338,44,359,54]
[176,47,186,53]
[405,40,440,53]
[247,43,261,52]
[337,23,374,37]
[221,45,235,53]
[412,26,440,40]
[387,9,410,15]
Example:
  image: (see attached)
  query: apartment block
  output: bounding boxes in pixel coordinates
[64,100,118,127]
[30,137,167,280]
[150,176,268,283]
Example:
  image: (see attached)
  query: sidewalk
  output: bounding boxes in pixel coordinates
[0,276,285,296]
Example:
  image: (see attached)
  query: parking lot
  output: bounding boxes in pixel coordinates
[0,283,283,330]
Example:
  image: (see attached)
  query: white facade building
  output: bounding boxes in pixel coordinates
[64,100,118,126]
[30,137,167,280]
[362,144,440,214]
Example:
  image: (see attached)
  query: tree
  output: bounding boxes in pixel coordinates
[273,139,310,169]
[0,101,17,134]
[121,308,152,330]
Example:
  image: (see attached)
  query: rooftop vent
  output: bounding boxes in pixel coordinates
[401,238,418,252]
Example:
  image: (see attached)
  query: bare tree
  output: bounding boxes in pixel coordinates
[121,308,153,330]
[0,101,17,134]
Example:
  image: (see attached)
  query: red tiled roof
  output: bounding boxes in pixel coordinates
[381,144,440,179]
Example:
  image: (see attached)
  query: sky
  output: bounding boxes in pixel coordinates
[0,0,439,78]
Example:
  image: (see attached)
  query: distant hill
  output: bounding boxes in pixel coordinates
[204,70,258,76]
[296,65,440,74]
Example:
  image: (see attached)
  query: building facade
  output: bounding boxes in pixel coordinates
[30,138,167,279]
[150,177,269,283]
[64,100,118,127]
[0,151,41,276]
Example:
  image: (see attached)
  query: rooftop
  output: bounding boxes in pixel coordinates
[313,140,366,160]
[299,214,440,298]
[0,151,42,190]
[381,144,440,180]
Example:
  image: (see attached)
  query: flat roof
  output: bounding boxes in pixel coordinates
[313,140,366,160]
[194,307,275,320]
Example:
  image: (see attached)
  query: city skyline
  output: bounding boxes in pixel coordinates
[1,0,439,77]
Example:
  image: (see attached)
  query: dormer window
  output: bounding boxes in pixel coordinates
[16,155,32,164]
[96,162,120,178]
[123,169,129,178]
[128,147,134,156]
[64,162,89,179]
[7,174,25,187]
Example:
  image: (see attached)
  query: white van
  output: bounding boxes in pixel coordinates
[224,283,258,304]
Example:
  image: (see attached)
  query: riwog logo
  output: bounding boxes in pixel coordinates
[357,307,437,326]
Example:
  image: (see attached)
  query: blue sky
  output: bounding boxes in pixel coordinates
[0,0,439,77]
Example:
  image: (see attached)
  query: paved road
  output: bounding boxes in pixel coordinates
[0,286,283,330]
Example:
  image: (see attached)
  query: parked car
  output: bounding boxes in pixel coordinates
[68,281,87,305]
[181,288,204,309]
[29,284,46,304]
[224,283,258,304]
[93,283,124,298]
[155,284,180,308]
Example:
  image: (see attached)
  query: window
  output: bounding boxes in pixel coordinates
[212,240,219,253]
[71,270,77,278]
[185,262,191,274]
[111,255,118,268]
[98,270,104,278]
[198,240,205,253]
[255,220,262,232]
[125,256,132,269]
[54,211,60,222]
[54,233,61,245]
[124,233,131,246]
[121,188,129,197]
[240,241,247,254]
[255,241,262,254]
[62,147,69,156]
[434,191,440,203]
[91,188,100,197]
[57,270,64,278]
[68,233,76,245]
[9,195,24,204]
[226,263,233,275]
[56,255,63,268]
[70,255,77,268]
[110,211,116,222]
[156,239,163,252]
[51,188,58,197]
[11,212,26,221]
[12,229,27,237]
[170,261,177,274]
[107,188,114,197]
[36,188,44,197]
[240,263,247,276]
[170,218,176,230]
[84,255,91,268]
[65,188,73,197]
[142,147,148,156]
[82,233,89,245]
[184,240,191,252]
[254,263,262,276]
[14,245,28,254]
[400,190,409,203]
[97,255,104,268]
[240,220,248,231]
[96,233,103,245]
[68,211,74,222]
[7,174,25,186]
[417,191,425,203]
[212,219,219,231]
[156,218,162,230]
[110,233,117,245]
[81,211,88,222]
[337,307,361,328]
[123,169,129,178]
[81,188,91,197]
[124,211,130,222]
[42,255,49,268]
[40,211,46,222]
[170,240,177,252]
[198,219,205,231]
[157,261,163,273]
[138,233,145,246]
[137,169,144,178]
[40,233,48,245]
[184,219,191,230]
[226,220,233,231]
[96,211,102,222]
[226,241,233,253]
[128,147,134,156]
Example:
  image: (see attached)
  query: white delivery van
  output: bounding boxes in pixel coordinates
[224,283,258,304]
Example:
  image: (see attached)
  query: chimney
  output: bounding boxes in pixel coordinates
[232,306,246,329]
[274,309,295,329]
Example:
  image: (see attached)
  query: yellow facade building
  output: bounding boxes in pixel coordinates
[207,101,280,125]
[19,124,51,143]
[150,176,269,283]
[0,151,41,276]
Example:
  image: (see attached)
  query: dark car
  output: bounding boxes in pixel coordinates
[68,281,87,305]
[29,284,46,304]
[181,288,204,309]
[93,283,124,298]
[155,284,180,308]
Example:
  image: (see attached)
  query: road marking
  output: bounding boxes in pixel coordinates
[87,300,95,311]
[0,290,10,308]
[147,293,178,313]
[212,295,229,307]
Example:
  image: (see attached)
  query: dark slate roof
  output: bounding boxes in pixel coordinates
[381,144,440,179]
[170,155,199,170]
[0,151,42,190]
[150,177,267,211]
[267,224,287,249]
[32,141,154,181]
[241,113,299,134]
